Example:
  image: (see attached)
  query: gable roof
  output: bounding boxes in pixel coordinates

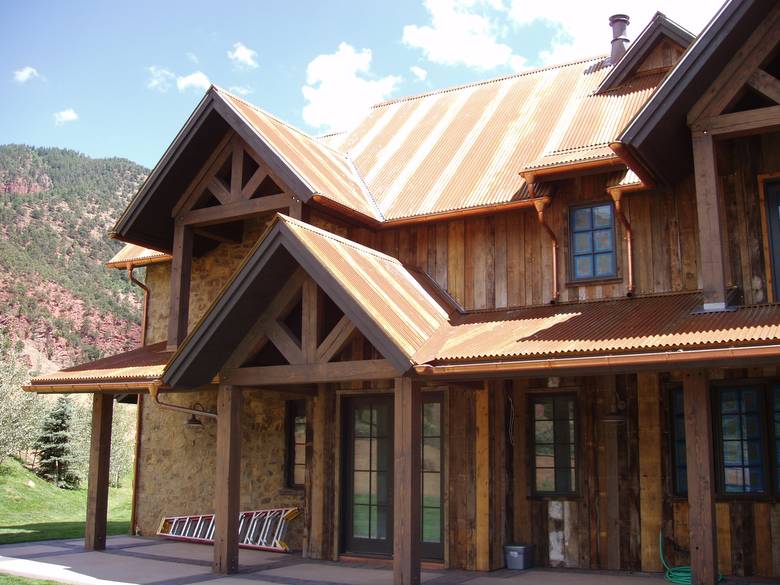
[596,12,694,93]
[106,243,171,269]
[163,213,449,387]
[616,0,776,183]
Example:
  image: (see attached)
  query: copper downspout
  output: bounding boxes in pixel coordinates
[532,194,559,303]
[609,190,635,297]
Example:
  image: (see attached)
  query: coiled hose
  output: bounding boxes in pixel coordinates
[659,531,723,584]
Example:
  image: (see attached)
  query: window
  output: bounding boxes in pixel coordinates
[421,395,443,559]
[569,203,617,281]
[717,386,766,494]
[530,395,577,495]
[670,386,688,495]
[286,400,306,488]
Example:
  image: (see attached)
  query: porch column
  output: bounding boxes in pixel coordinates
[213,385,242,574]
[393,377,421,585]
[167,220,193,350]
[683,370,718,585]
[304,384,336,560]
[85,393,114,551]
[692,131,729,310]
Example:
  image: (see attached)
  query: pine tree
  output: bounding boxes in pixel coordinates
[35,396,78,487]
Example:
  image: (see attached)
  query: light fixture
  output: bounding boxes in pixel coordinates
[184,403,207,428]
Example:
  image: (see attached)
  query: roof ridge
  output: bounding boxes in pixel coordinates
[344,153,385,221]
[371,55,609,108]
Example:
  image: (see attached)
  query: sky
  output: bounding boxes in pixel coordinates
[1,0,724,169]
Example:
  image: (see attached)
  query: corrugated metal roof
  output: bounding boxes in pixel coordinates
[28,342,172,386]
[280,215,449,357]
[106,244,171,268]
[415,292,780,363]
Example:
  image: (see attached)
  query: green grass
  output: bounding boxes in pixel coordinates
[0,575,64,585]
[0,458,132,544]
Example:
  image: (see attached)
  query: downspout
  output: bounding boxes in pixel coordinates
[608,189,635,297]
[147,381,218,419]
[531,192,560,304]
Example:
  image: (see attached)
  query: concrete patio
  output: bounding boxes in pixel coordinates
[0,536,720,585]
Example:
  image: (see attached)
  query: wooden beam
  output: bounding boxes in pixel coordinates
[316,315,355,363]
[304,384,336,559]
[166,222,193,350]
[691,131,727,309]
[266,321,305,365]
[683,370,717,585]
[748,69,780,104]
[230,140,243,201]
[475,383,490,571]
[213,385,242,574]
[302,278,320,363]
[223,359,398,386]
[179,193,292,227]
[84,393,113,551]
[171,131,233,217]
[208,177,231,205]
[637,372,663,572]
[393,377,421,585]
[693,105,780,138]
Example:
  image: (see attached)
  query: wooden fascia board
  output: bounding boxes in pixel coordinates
[211,93,316,204]
[112,91,217,240]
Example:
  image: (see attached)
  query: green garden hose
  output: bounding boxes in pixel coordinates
[659,531,723,584]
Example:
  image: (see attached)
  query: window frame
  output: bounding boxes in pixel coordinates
[285,399,307,490]
[668,384,688,497]
[528,393,579,498]
[567,201,619,284]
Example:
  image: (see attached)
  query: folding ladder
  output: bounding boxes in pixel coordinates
[157,507,300,553]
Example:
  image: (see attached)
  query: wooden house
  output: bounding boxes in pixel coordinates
[25,1,780,583]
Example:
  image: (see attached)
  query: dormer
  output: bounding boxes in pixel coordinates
[597,12,694,94]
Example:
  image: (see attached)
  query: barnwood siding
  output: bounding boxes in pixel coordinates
[311,172,700,311]
[718,131,780,305]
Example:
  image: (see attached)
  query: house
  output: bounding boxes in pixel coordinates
[24,0,780,583]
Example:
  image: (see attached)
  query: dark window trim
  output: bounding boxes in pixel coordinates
[567,201,619,283]
[667,383,687,497]
[528,392,579,498]
[285,399,307,490]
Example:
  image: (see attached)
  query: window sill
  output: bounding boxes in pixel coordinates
[565,276,622,287]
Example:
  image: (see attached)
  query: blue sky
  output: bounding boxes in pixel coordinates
[1,0,722,169]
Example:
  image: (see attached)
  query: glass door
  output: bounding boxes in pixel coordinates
[421,394,444,560]
[343,395,393,555]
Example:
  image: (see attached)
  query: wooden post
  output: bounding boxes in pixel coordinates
[85,393,113,551]
[691,131,728,310]
[475,384,491,571]
[304,384,335,559]
[683,370,718,585]
[393,377,421,585]
[637,372,663,572]
[166,221,194,350]
[213,385,242,574]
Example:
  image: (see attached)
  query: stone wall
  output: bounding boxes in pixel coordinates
[136,213,304,547]
[135,390,305,549]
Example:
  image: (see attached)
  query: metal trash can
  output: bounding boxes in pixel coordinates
[504,544,534,570]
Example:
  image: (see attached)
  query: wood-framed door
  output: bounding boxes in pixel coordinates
[342,394,394,556]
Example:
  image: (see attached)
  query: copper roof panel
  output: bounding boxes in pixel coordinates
[107,244,171,268]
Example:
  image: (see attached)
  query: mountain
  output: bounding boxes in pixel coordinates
[0,144,148,373]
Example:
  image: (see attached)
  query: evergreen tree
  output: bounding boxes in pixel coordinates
[34,396,78,487]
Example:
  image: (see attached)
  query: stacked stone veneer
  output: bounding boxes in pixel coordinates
[136,213,305,548]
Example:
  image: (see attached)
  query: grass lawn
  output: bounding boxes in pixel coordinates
[0,575,64,585]
[0,458,132,545]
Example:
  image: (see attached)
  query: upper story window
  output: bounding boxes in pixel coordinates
[530,395,577,495]
[286,400,307,489]
[569,203,617,281]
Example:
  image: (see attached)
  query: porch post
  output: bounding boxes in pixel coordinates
[213,385,242,574]
[304,384,336,560]
[393,376,421,585]
[85,392,113,551]
[682,370,718,585]
[166,220,193,350]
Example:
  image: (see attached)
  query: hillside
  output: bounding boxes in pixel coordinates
[0,144,148,373]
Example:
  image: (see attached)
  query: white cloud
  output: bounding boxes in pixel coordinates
[302,42,401,132]
[410,65,428,81]
[146,66,175,92]
[13,66,40,83]
[176,71,211,92]
[227,42,259,69]
[186,52,199,64]
[506,0,723,66]
[403,0,526,71]
[53,108,78,125]
[228,85,253,96]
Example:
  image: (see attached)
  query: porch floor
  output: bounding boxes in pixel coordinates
[0,536,728,585]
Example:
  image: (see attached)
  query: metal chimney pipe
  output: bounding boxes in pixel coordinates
[609,14,630,64]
